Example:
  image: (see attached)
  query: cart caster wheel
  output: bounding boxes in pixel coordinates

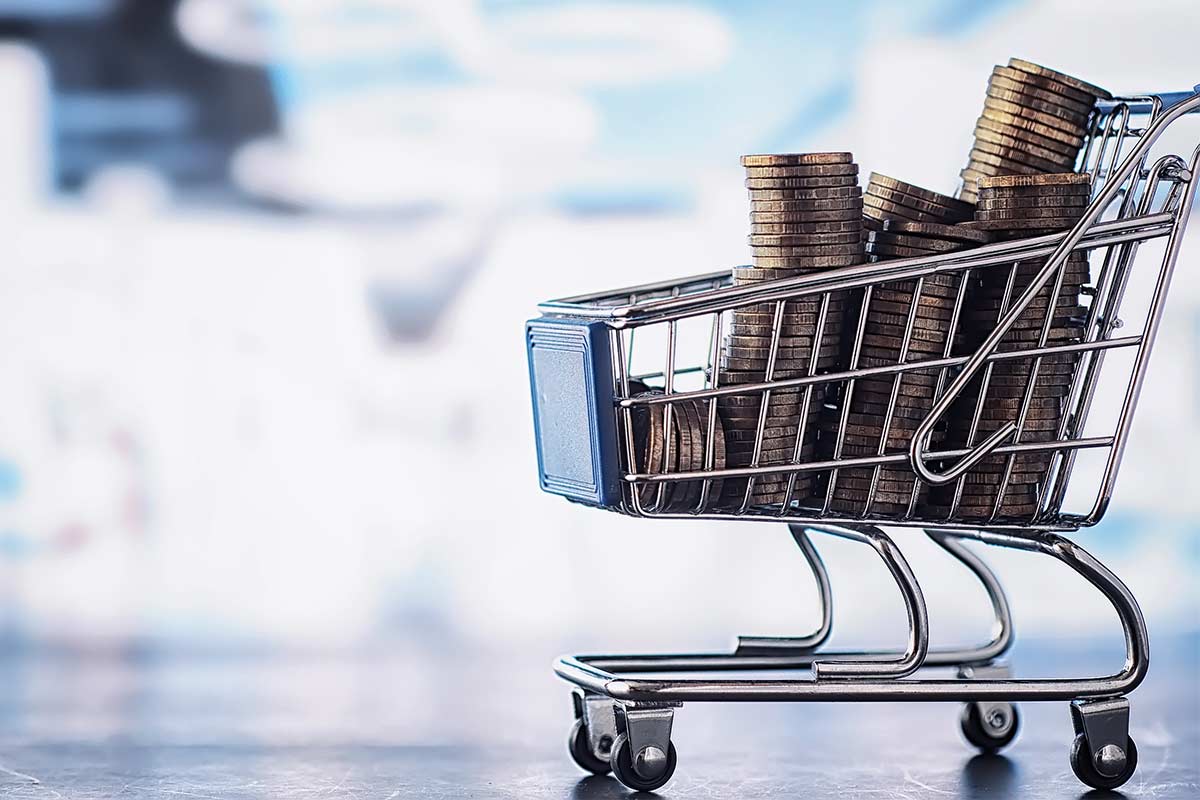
[568,718,612,775]
[610,732,677,792]
[1070,732,1138,790]
[960,702,1020,753]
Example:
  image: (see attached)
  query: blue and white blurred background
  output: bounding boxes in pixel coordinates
[0,0,1196,664]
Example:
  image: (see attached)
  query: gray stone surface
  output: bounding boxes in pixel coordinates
[0,633,1192,798]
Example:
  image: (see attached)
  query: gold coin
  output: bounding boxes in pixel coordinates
[741,152,854,167]
[1008,58,1111,100]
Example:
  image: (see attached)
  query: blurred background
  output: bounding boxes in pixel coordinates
[0,0,1196,755]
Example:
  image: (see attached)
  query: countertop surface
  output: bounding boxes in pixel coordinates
[0,633,1194,799]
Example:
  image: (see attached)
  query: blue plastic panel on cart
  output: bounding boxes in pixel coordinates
[526,317,621,508]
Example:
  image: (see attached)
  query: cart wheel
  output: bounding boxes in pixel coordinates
[1070,732,1138,790]
[568,718,612,775]
[609,732,677,792]
[960,702,1020,753]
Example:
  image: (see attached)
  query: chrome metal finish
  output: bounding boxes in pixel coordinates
[734,527,833,655]
[806,525,928,680]
[573,689,617,762]
[554,529,1149,703]
[1071,696,1132,776]
[960,664,1017,738]
[910,93,1200,487]
[618,707,675,779]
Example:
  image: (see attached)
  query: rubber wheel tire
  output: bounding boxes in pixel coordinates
[610,733,678,792]
[960,702,1020,753]
[568,718,612,775]
[1070,733,1138,790]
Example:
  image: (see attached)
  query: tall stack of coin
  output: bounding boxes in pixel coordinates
[719,153,864,507]
[959,58,1110,202]
[932,173,1091,519]
[823,220,991,515]
[864,173,975,228]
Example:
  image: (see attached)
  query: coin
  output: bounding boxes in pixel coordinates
[850,376,940,397]
[968,145,1071,175]
[741,152,854,167]
[744,164,860,179]
[833,474,926,492]
[750,260,862,274]
[866,242,950,260]
[976,195,1090,210]
[866,299,957,320]
[752,203,865,221]
[736,264,849,279]
[750,196,863,212]
[858,336,955,360]
[720,354,841,370]
[880,219,992,244]
[830,487,923,505]
[971,122,1081,163]
[869,231,967,252]
[736,299,851,315]
[749,241,866,257]
[863,323,954,347]
[865,184,973,216]
[749,236,865,254]
[685,401,726,507]
[724,343,841,359]
[979,173,1090,189]
[748,232,863,246]
[724,442,814,459]
[1008,58,1111,101]
[973,118,1085,162]
[747,177,862,194]
[726,425,802,442]
[982,97,1090,135]
[971,140,1074,173]
[671,399,702,509]
[730,310,843,327]
[971,216,1086,231]
[869,287,960,307]
[976,204,1088,220]
[985,84,1093,126]
[976,109,1085,147]
[863,194,955,223]
[630,392,679,508]
[992,64,1099,105]
[719,404,807,421]
[752,215,864,233]
[987,73,1096,115]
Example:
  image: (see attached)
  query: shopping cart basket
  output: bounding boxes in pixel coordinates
[525,86,1200,791]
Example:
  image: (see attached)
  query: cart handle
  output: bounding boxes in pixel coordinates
[909,88,1200,486]
[1097,85,1200,116]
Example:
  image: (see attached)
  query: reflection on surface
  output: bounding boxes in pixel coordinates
[961,754,1018,798]
[570,775,622,799]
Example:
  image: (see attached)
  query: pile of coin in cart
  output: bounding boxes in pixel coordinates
[631,58,1112,517]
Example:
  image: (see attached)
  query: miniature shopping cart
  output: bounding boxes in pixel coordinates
[525,86,1200,792]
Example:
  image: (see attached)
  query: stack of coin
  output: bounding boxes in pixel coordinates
[866,218,993,263]
[719,153,864,507]
[932,173,1092,519]
[864,173,974,228]
[631,391,727,512]
[959,58,1110,202]
[820,222,991,516]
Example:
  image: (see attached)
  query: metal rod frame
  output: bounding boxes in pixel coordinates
[555,526,1147,704]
